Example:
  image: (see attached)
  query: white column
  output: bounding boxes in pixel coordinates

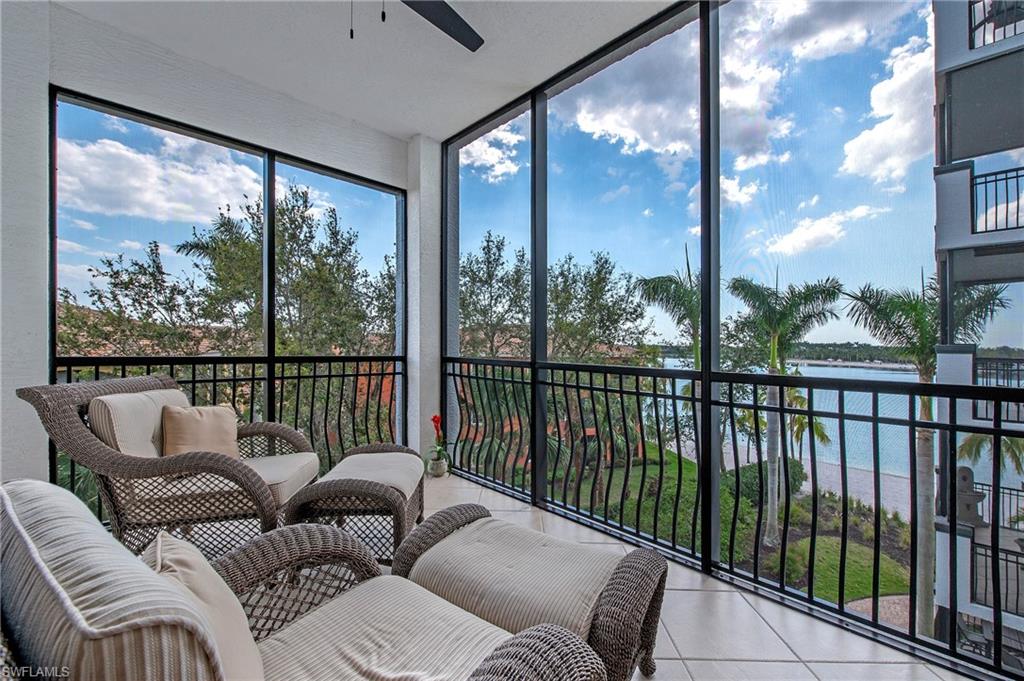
[0,2,51,481]
[405,135,442,457]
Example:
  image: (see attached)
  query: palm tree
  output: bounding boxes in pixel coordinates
[787,387,831,462]
[727,274,843,546]
[958,434,1024,475]
[635,245,702,370]
[845,275,1008,638]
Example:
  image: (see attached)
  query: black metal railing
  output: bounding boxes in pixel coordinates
[444,356,1024,676]
[970,0,1024,48]
[973,166,1023,234]
[975,358,1024,423]
[975,481,1024,528]
[51,354,404,515]
[973,542,1024,617]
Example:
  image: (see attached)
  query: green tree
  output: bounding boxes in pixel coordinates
[458,231,530,357]
[727,275,843,547]
[845,275,1009,637]
[548,252,652,363]
[635,245,701,369]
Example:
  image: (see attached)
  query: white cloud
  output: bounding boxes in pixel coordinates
[734,150,791,172]
[118,239,143,250]
[459,119,527,184]
[71,218,97,231]
[840,8,934,191]
[547,1,916,191]
[158,243,182,258]
[797,194,820,211]
[745,228,765,239]
[688,225,702,236]
[831,106,846,120]
[551,161,565,175]
[765,204,889,255]
[57,133,261,224]
[641,208,654,218]
[600,184,631,203]
[101,115,129,134]
[57,263,100,285]
[687,175,763,216]
[57,238,114,258]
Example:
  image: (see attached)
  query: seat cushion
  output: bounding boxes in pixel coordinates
[258,575,509,681]
[89,388,190,457]
[0,480,222,681]
[245,451,320,506]
[143,532,263,681]
[407,517,622,639]
[162,405,240,458]
[323,451,423,499]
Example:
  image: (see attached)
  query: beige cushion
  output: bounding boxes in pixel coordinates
[245,451,319,506]
[143,532,263,681]
[162,405,240,458]
[0,480,222,681]
[322,451,423,499]
[89,388,190,457]
[259,575,508,681]
[408,516,622,639]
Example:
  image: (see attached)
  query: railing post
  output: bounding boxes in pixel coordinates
[530,91,549,507]
[698,0,722,572]
[263,152,277,424]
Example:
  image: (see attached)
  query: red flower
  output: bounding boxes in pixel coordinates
[431,414,442,438]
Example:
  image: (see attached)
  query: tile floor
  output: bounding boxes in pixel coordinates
[424,475,975,681]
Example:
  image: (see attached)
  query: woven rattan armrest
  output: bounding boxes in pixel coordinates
[391,503,491,578]
[470,623,607,681]
[236,422,313,458]
[212,524,381,641]
[344,443,421,458]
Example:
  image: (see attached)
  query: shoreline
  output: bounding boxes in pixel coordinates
[791,358,916,371]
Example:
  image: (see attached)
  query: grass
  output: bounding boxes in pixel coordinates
[783,536,910,604]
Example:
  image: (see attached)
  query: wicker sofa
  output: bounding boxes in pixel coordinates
[17,375,319,558]
[1,480,608,681]
[394,504,668,681]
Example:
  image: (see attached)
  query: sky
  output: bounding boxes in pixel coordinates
[457,0,1023,349]
[55,103,399,311]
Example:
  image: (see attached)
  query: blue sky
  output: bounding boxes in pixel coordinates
[56,102,399,308]
[457,1,1023,349]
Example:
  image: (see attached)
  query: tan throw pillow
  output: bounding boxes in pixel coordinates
[162,405,239,458]
[143,532,264,681]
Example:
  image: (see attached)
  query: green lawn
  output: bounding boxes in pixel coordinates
[783,536,909,604]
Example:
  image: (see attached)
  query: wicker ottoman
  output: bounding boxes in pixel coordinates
[284,444,424,565]
[393,504,667,681]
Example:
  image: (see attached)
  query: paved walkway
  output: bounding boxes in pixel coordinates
[424,475,972,681]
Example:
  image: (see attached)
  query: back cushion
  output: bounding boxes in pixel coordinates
[89,388,190,457]
[0,480,223,681]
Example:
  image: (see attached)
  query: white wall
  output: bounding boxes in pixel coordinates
[1,3,432,480]
[405,135,442,456]
[1,2,51,481]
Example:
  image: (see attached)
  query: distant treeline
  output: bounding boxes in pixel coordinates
[789,342,913,363]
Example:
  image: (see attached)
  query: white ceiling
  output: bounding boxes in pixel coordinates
[60,1,671,142]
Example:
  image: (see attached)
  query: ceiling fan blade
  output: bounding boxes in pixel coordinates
[401,1,484,52]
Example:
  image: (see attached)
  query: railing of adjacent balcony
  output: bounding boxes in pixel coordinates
[973,543,1024,618]
[973,166,1023,234]
[51,355,404,517]
[969,0,1024,48]
[975,481,1024,528]
[975,357,1024,423]
[444,356,1024,675]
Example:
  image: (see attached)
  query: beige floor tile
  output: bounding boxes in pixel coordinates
[684,660,816,680]
[423,486,482,509]
[665,561,736,591]
[477,488,532,511]
[540,512,623,543]
[807,663,941,681]
[742,594,917,663]
[634,659,692,680]
[488,509,545,531]
[924,664,974,681]
[655,620,680,659]
[661,591,796,661]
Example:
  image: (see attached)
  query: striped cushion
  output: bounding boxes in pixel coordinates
[407,517,622,638]
[259,575,509,681]
[0,480,223,681]
[323,452,424,499]
[89,388,190,457]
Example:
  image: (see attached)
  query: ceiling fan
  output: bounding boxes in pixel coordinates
[400,1,484,52]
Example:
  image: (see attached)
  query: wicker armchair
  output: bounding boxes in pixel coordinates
[394,504,667,681]
[284,442,425,564]
[1,479,607,681]
[17,375,317,559]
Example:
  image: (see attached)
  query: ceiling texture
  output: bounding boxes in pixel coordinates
[61,1,671,142]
